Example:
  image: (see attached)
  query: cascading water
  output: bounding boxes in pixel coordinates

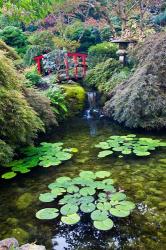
[84,91,99,119]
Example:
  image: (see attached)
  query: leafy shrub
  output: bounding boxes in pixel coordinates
[153,10,166,26]
[0,39,20,60]
[104,33,166,130]
[0,26,28,54]
[0,140,13,165]
[28,30,55,51]
[2,142,77,179]
[88,42,118,68]
[24,88,57,129]
[86,59,122,93]
[100,67,131,93]
[24,66,41,86]
[0,51,44,165]
[95,135,166,158]
[23,45,42,66]
[46,86,68,120]
[36,171,135,231]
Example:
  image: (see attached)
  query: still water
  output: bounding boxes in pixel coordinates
[0,118,166,250]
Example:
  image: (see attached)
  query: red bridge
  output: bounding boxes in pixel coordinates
[34,52,88,80]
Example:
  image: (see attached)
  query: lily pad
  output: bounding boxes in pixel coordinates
[61,213,80,225]
[39,193,57,202]
[98,150,113,158]
[80,187,96,196]
[60,204,79,215]
[93,218,114,231]
[36,208,59,220]
[1,172,17,179]
[80,203,96,213]
[111,192,126,201]
[67,185,79,193]
[109,208,130,217]
[97,202,111,211]
[95,171,111,179]
[79,171,96,179]
[91,210,109,221]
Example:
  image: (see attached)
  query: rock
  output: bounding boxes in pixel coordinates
[16,193,34,209]
[104,32,166,130]
[0,238,19,249]
[20,244,46,250]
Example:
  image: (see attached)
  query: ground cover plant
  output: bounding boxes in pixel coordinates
[95,135,166,158]
[1,143,77,180]
[36,171,135,231]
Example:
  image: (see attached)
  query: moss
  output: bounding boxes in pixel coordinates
[10,228,29,244]
[61,84,86,117]
[16,193,34,209]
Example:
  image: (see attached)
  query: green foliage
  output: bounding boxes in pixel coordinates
[0,39,20,60]
[153,10,166,26]
[61,84,86,117]
[28,30,55,51]
[23,45,42,66]
[24,67,41,86]
[0,26,28,54]
[66,23,101,52]
[86,58,122,93]
[36,171,135,231]
[95,135,166,158]
[46,86,68,120]
[0,140,13,165]
[88,42,118,68]
[24,88,57,129]
[1,142,77,179]
[104,33,166,130]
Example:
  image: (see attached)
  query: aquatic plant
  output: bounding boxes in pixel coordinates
[36,171,135,231]
[95,135,166,158]
[1,143,77,179]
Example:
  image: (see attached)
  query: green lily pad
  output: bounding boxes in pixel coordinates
[98,150,113,158]
[109,208,130,217]
[79,171,96,179]
[104,185,116,192]
[60,204,79,215]
[1,172,17,179]
[91,210,109,221]
[39,193,57,202]
[36,208,59,220]
[102,178,114,185]
[116,201,135,210]
[61,213,80,225]
[80,203,96,213]
[79,196,95,204]
[51,187,66,196]
[93,218,114,231]
[95,171,111,179]
[67,185,79,193]
[80,187,96,196]
[97,202,111,211]
[111,192,126,201]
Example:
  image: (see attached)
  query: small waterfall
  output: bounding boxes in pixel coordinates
[84,91,101,119]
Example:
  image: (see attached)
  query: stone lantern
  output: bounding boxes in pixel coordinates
[111,40,137,66]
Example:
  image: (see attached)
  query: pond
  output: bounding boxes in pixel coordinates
[0,117,166,250]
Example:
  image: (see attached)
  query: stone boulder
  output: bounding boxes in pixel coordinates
[104,33,166,130]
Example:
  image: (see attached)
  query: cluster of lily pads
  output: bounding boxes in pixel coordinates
[1,142,77,180]
[36,171,135,231]
[95,135,166,158]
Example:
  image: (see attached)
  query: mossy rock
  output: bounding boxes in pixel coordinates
[61,84,86,117]
[16,193,34,209]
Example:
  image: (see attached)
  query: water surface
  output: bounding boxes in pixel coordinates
[0,118,166,250]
